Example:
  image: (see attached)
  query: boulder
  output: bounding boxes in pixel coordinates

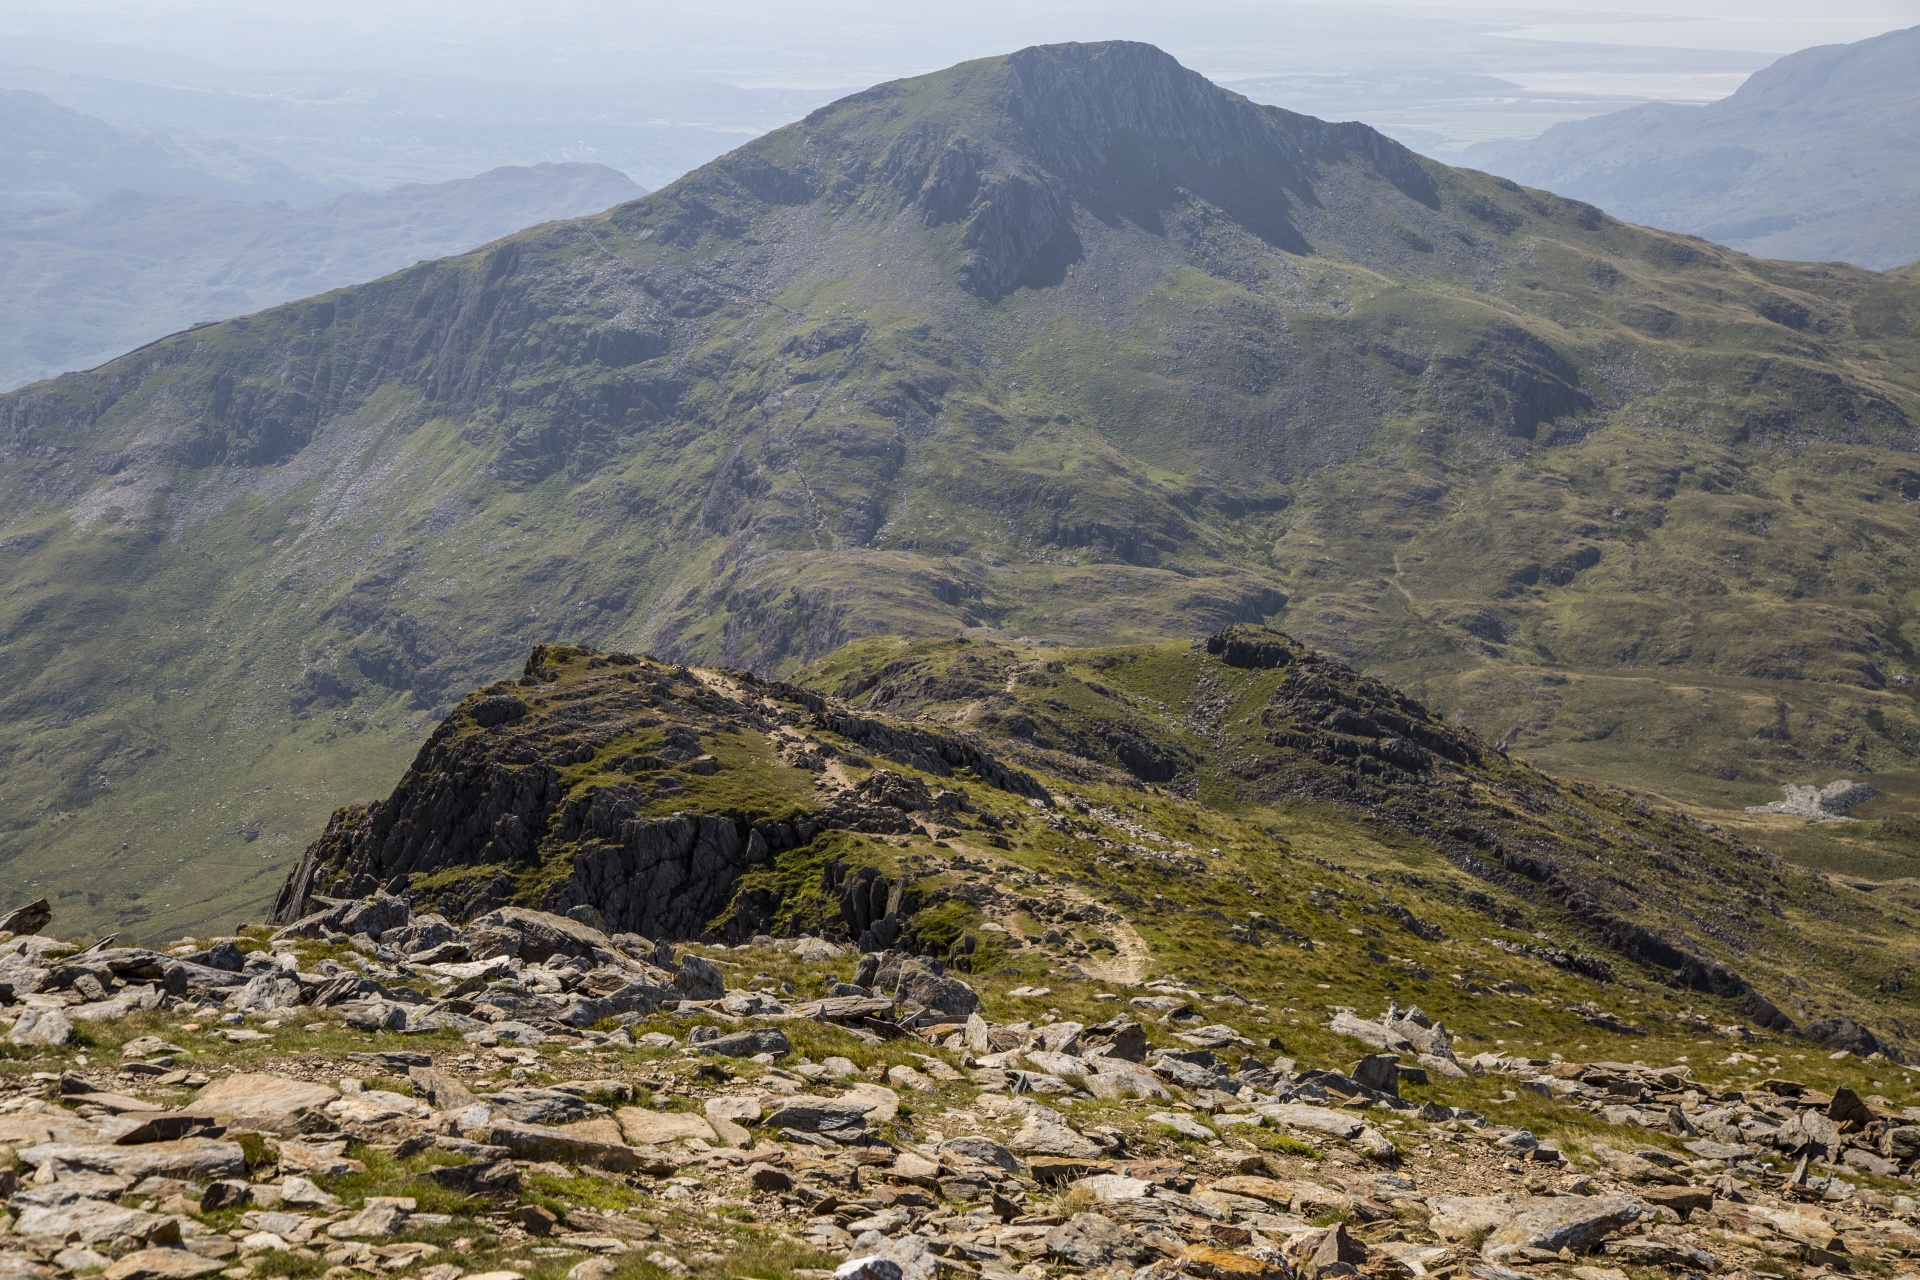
[326,1202,409,1240]
[1254,1103,1366,1140]
[1074,1174,1152,1201]
[192,1075,339,1134]
[1182,1245,1291,1280]
[11,1199,180,1247]
[1010,1114,1104,1158]
[1211,1176,1347,1214]
[7,1007,73,1047]
[1775,1109,1841,1156]
[1085,1065,1170,1100]
[673,956,725,1001]
[426,1161,521,1196]
[692,1028,790,1058]
[615,1109,717,1145]
[227,975,304,1014]
[467,907,614,963]
[705,1096,762,1140]
[482,1119,662,1172]
[101,1250,226,1280]
[760,1096,875,1136]
[895,962,980,1017]
[1428,1195,1522,1244]
[842,1083,901,1124]
[408,1066,478,1111]
[937,1135,1019,1171]
[747,1163,792,1192]
[558,983,670,1027]
[1148,1112,1216,1141]
[18,1139,246,1182]
[1434,1194,1646,1265]
[1043,1212,1144,1267]
[1350,1054,1402,1097]
[1085,1017,1149,1063]
[337,895,411,939]
[1747,1205,1842,1250]
[1024,1051,1089,1079]
[0,899,51,936]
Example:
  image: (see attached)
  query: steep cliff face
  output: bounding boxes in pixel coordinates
[267,644,1046,941]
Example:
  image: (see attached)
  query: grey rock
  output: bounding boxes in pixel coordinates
[559,983,671,1027]
[895,960,980,1017]
[1481,1195,1647,1265]
[337,895,411,939]
[1351,1053,1402,1097]
[1010,1115,1104,1158]
[938,1135,1019,1170]
[1774,1109,1841,1156]
[227,974,305,1013]
[673,956,725,1001]
[325,1202,409,1240]
[760,1096,874,1134]
[11,1199,180,1246]
[19,1139,248,1182]
[1844,1147,1898,1176]
[7,1007,72,1047]
[0,899,51,936]
[425,1160,521,1196]
[341,998,409,1031]
[1043,1212,1143,1267]
[563,812,769,939]
[1882,1125,1920,1164]
[693,1027,791,1058]
[481,1119,665,1172]
[468,906,615,964]
[480,1088,605,1125]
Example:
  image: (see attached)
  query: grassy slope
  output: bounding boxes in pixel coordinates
[3,43,1920,937]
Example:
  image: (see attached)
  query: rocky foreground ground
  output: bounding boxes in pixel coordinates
[1,898,1917,1280]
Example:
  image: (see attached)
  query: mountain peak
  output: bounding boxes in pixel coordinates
[997,40,1266,175]
[695,39,1437,299]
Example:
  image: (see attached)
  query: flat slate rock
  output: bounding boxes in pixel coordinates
[615,1108,716,1145]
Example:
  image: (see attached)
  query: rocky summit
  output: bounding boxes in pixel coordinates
[6,626,1920,1277]
[6,41,1920,936]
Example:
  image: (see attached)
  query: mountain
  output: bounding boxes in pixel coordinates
[4,41,1920,941]
[1465,24,1920,269]
[0,86,333,210]
[0,162,645,390]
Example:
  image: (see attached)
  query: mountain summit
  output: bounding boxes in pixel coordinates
[2,42,1919,937]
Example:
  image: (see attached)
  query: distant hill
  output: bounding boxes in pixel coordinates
[0,163,644,389]
[0,87,333,210]
[1466,24,1920,269]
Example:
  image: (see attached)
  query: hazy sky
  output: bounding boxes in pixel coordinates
[3,1,1915,86]
[2,0,1915,183]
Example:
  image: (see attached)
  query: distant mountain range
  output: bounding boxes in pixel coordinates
[1467,24,1920,269]
[5,42,1920,939]
[1,86,337,210]
[0,160,643,390]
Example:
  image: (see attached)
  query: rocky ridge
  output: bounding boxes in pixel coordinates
[250,628,1920,1066]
